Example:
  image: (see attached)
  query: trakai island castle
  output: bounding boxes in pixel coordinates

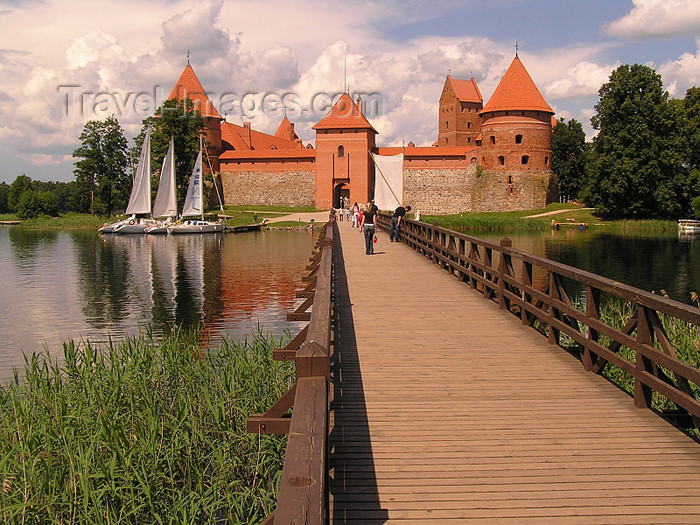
[168,54,557,213]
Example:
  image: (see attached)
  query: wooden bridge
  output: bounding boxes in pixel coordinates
[249,215,700,524]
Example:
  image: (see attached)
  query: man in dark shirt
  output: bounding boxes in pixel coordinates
[390,205,411,242]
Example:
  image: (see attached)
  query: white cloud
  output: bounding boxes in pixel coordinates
[604,0,700,40]
[659,39,700,96]
[544,61,618,100]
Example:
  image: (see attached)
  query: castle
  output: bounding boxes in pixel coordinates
[167,53,557,214]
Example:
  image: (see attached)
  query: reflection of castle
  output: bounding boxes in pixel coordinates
[168,53,556,214]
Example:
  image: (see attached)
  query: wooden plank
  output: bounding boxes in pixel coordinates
[329,219,700,524]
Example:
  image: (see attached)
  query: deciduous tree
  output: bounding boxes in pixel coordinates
[73,116,129,216]
[584,64,687,219]
[551,118,587,202]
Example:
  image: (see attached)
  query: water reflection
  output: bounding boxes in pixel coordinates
[0,227,317,382]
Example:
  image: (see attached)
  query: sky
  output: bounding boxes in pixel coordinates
[1,0,700,184]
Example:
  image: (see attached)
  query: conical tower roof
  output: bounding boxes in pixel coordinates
[168,63,221,118]
[312,93,377,132]
[481,56,553,114]
[274,115,299,141]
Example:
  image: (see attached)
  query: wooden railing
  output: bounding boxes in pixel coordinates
[377,213,700,432]
[247,216,335,524]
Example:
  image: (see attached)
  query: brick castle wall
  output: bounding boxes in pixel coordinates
[402,164,552,215]
[220,170,316,207]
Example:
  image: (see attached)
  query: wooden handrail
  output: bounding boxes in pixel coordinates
[378,213,700,431]
[248,212,335,523]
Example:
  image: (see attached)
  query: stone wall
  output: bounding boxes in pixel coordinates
[403,165,476,214]
[402,165,554,214]
[220,169,316,207]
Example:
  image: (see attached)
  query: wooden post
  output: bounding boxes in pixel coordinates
[521,260,532,325]
[498,238,512,310]
[583,286,600,371]
[635,306,654,409]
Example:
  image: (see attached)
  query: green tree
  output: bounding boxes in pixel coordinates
[16,190,41,219]
[551,118,587,202]
[584,64,687,219]
[0,182,9,213]
[8,174,33,212]
[134,99,206,208]
[73,116,129,216]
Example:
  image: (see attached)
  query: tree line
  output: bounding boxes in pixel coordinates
[2,99,204,219]
[552,63,700,219]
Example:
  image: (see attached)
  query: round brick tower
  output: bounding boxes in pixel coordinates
[479,55,554,172]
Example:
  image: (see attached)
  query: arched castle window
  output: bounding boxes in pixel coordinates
[521,155,529,165]
[545,156,549,165]
[515,134,522,144]
[467,122,471,129]
[338,145,344,158]
[471,158,476,164]
[270,145,277,150]
[490,136,496,145]
[507,175,513,184]
[498,156,505,165]
[468,138,471,143]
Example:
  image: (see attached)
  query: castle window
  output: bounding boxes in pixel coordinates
[498,156,505,165]
[446,121,449,130]
[468,138,471,143]
[271,145,277,150]
[510,187,514,194]
[490,136,496,145]
[521,155,529,165]
[515,134,522,144]
[338,145,344,158]
[505,112,509,116]
[507,175,513,184]
[545,156,549,165]
[471,157,476,164]
[482,157,485,164]
[467,122,471,129]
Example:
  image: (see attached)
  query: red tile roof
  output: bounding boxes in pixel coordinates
[313,93,377,132]
[219,148,315,160]
[481,57,553,114]
[168,64,221,118]
[376,146,477,157]
[220,121,303,152]
[274,116,300,141]
[448,76,482,104]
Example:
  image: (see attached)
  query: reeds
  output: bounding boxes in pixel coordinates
[0,327,293,524]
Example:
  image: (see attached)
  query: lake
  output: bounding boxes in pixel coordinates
[0,227,317,382]
[2,224,698,383]
[472,226,700,306]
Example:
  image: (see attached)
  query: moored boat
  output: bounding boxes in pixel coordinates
[678,219,700,233]
[167,136,226,235]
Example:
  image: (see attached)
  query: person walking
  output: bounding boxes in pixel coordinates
[390,205,411,242]
[360,202,378,255]
[352,202,360,228]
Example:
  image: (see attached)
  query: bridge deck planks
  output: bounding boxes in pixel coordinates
[329,220,700,523]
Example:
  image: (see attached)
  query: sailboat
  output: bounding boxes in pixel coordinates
[168,137,226,234]
[145,138,178,234]
[109,128,156,234]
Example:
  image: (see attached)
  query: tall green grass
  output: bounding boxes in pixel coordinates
[0,327,293,523]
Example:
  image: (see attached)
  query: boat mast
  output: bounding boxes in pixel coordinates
[199,134,204,221]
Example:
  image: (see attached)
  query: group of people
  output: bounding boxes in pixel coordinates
[341,201,412,255]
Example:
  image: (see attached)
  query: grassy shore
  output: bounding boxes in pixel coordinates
[421,203,678,233]
[0,328,293,523]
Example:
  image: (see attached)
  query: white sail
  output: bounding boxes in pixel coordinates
[182,149,203,218]
[125,127,152,215]
[152,138,178,219]
[371,151,404,210]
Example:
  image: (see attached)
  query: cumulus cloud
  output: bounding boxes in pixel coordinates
[604,0,700,40]
[543,61,618,100]
[659,39,700,96]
